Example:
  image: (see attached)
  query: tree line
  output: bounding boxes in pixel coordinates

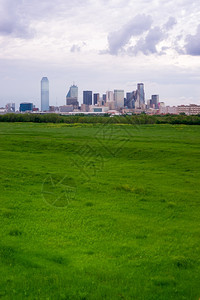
[0,113,200,125]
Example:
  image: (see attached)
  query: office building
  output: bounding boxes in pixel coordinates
[66,84,78,99]
[20,102,33,112]
[59,105,74,113]
[177,104,200,115]
[114,90,124,108]
[83,91,92,105]
[151,95,159,109]
[93,93,100,105]
[90,106,109,113]
[66,84,79,108]
[41,77,49,111]
[125,92,135,109]
[159,106,178,114]
[135,83,145,109]
[5,103,15,112]
[106,91,114,102]
[66,97,79,109]
[81,104,90,112]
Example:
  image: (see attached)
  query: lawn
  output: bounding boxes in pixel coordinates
[0,122,200,299]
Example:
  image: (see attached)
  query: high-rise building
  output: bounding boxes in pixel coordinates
[66,84,79,109]
[151,95,159,109]
[66,84,78,99]
[135,83,145,109]
[93,93,100,105]
[83,91,92,105]
[126,92,135,109]
[66,97,79,109]
[114,90,124,108]
[41,77,49,111]
[106,91,114,102]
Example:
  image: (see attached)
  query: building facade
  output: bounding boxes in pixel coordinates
[41,77,49,111]
[93,93,100,105]
[135,83,145,109]
[106,91,114,102]
[6,103,15,112]
[59,105,74,113]
[177,104,200,115]
[159,106,178,114]
[20,103,33,112]
[66,97,79,109]
[125,92,135,109]
[151,95,159,109]
[83,91,92,105]
[114,90,124,108]
[67,84,78,99]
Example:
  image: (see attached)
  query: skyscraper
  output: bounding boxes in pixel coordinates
[41,77,49,111]
[66,84,78,99]
[83,91,92,105]
[135,83,145,109]
[66,84,79,108]
[151,95,159,109]
[125,91,135,109]
[106,91,114,102]
[114,90,124,108]
[93,93,100,105]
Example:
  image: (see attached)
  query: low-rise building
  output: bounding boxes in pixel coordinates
[159,106,178,114]
[177,104,200,115]
[90,106,109,113]
[59,105,74,113]
[20,102,33,112]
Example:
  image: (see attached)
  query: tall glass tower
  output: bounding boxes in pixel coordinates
[41,77,49,111]
[83,91,92,105]
[67,84,78,99]
[135,83,145,109]
[114,90,124,108]
[137,83,145,104]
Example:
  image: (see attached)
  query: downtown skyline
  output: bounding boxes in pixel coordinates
[0,0,200,108]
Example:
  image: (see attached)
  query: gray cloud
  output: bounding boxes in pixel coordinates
[0,0,33,38]
[163,17,177,31]
[184,25,200,56]
[107,14,153,55]
[70,42,86,53]
[70,44,81,53]
[106,15,178,56]
[129,26,166,55]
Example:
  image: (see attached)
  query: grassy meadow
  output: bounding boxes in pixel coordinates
[0,122,200,299]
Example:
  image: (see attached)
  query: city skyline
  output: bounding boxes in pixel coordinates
[1,79,200,115]
[1,78,199,112]
[0,0,200,108]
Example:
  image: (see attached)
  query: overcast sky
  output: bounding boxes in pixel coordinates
[0,0,200,109]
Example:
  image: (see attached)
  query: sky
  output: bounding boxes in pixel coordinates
[0,0,200,109]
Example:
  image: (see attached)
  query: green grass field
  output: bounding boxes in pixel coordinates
[0,122,200,299]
